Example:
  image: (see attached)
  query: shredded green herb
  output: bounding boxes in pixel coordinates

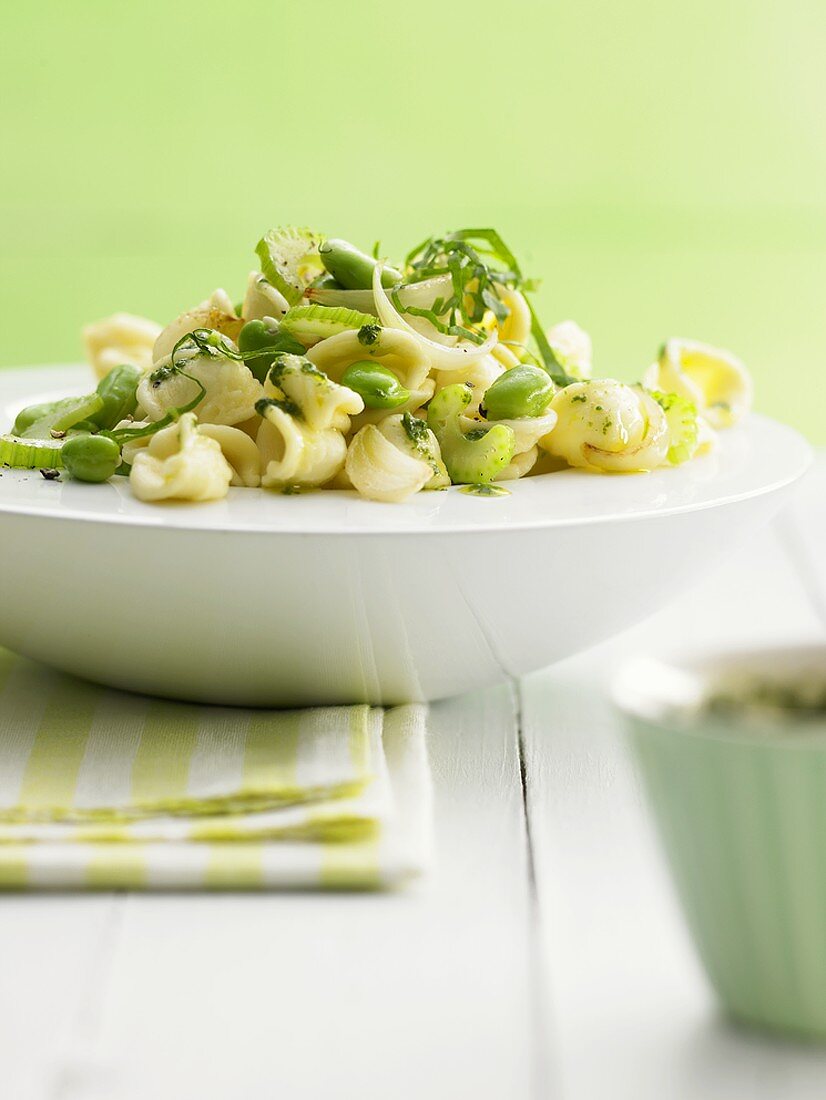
[156,326,323,386]
[400,228,575,386]
[401,232,515,344]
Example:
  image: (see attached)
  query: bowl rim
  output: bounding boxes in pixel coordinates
[0,363,813,537]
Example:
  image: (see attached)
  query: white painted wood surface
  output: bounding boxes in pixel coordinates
[521,476,826,1100]
[1,459,825,1100]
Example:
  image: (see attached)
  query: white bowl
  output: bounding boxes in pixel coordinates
[0,365,812,706]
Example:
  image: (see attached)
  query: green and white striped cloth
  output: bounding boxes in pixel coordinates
[0,650,431,890]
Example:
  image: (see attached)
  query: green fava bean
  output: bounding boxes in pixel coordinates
[319,239,403,291]
[61,434,122,483]
[14,396,107,437]
[238,320,306,383]
[311,273,345,291]
[21,392,105,439]
[92,364,142,429]
[341,361,410,409]
[482,364,555,420]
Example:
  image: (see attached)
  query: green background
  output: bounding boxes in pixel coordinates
[1,0,823,438]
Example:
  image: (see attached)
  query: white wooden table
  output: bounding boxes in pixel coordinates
[2,460,826,1100]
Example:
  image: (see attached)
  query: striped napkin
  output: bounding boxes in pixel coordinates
[0,649,431,890]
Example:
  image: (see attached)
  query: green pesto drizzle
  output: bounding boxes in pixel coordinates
[459,483,510,497]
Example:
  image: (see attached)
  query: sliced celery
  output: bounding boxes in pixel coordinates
[280,303,378,347]
[255,227,323,306]
[0,435,64,469]
[21,393,105,440]
[12,400,60,436]
[650,390,700,465]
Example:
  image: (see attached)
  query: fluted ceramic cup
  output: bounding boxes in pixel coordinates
[615,646,826,1040]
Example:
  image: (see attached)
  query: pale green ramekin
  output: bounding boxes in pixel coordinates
[615,646,826,1040]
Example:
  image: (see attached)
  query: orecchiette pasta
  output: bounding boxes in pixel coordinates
[199,424,262,487]
[378,414,449,487]
[497,288,532,347]
[491,343,522,370]
[83,313,161,380]
[58,225,754,507]
[345,414,447,503]
[257,403,347,489]
[434,354,505,412]
[498,446,539,480]
[129,414,233,502]
[263,355,363,431]
[484,288,531,369]
[308,328,431,393]
[242,271,290,322]
[117,421,153,467]
[307,327,435,428]
[153,289,245,364]
[546,321,592,380]
[643,338,752,429]
[137,334,263,427]
[372,262,498,371]
[540,381,669,473]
